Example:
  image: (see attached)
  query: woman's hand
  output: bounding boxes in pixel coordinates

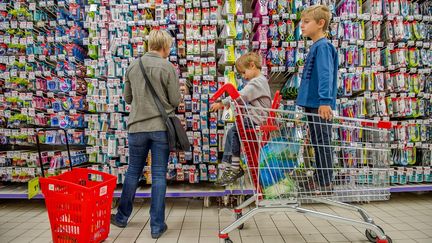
[210,102,225,112]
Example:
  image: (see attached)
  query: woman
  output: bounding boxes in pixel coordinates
[111,30,181,239]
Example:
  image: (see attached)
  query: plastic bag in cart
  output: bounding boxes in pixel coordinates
[258,137,300,188]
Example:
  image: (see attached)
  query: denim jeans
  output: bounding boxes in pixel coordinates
[222,118,255,164]
[115,131,169,234]
[305,108,334,186]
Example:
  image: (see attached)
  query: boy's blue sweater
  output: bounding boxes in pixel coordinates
[296,38,338,110]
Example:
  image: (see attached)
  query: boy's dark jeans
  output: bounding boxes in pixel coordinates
[305,108,334,186]
[222,118,255,164]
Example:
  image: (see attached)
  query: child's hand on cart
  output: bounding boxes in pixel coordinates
[210,101,229,112]
[318,105,333,121]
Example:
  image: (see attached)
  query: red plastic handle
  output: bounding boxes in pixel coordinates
[210,83,240,102]
[361,121,393,130]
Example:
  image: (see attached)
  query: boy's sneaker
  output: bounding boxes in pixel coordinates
[215,167,244,186]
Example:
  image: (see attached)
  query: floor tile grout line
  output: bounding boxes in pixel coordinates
[197,199,204,243]
[174,199,190,243]
[135,199,152,242]
[268,212,287,243]
[113,199,145,243]
[250,211,265,243]
[1,209,47,241]
[284,212,307,243]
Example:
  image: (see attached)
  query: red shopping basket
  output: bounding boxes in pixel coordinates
[40,169,116,243]
[36,128,117,243]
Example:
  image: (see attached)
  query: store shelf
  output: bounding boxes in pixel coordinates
[390,184,432,193]
[1,182,431,199]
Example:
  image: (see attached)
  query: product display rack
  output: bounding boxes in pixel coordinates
[1,0,432,200]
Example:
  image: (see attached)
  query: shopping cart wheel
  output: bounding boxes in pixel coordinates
[235,212,244,230]
[375,236,392,243]
[219,234,233,243]
[365,226,392,243]
[204,197,211,208]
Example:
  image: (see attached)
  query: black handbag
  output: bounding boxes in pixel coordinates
[138,57,191,152]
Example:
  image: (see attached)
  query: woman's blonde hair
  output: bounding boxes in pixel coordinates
[148,29,173,51]
[235,52,262,71]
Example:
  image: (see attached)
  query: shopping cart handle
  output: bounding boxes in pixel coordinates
[210,84,240,102]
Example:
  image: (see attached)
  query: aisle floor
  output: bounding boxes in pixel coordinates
[0,193,431,243]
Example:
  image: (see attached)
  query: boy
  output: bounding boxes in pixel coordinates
[296,5,338,192]
[211,52,272,186]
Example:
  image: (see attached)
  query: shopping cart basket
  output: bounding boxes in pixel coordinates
[211,84,393,243]
[36,128,117,243]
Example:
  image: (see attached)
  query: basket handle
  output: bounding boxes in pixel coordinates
[209,83,240,103]
[36,128,73,178]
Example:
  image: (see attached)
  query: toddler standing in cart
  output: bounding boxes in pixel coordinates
[296,5,339,192]
[210,52,272,186]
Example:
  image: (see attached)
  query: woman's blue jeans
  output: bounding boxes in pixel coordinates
[115,131,169,234]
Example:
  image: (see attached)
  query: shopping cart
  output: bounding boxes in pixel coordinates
[36,128,117,243]
[211,84,393,243]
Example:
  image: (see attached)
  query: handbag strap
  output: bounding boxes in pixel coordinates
[138,56,169,122]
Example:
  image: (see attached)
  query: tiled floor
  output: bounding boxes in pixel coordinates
[0,193,431,243]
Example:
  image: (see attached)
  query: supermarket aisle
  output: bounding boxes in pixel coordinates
[0,193,431,243]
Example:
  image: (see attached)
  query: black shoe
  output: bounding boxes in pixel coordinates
[151,224,168,239]
[110,214,127,228]
[215,167,244,186]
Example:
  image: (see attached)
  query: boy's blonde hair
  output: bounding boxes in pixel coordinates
[301,5,331,32]
[148,30,173,51]
[235,52,262,71]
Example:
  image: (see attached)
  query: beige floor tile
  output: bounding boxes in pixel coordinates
[113,237,136,243]
[261,235,285,243]
[341,231,368,242]
[162,229,181,238]
[180,229,200,237]
[156,238,180,243]
[135,237,157,243]
[240,236,264,243]
[277,226,300,235]
[301,233,328,243]
[200,229,218,237]
[415,239,432,243]
[167,221,184,230]
[199,236,221,243]
[2,228,25,238]
[118,228,142,238]
[409,222,432,231]
[322,233,348,242]
[384,230,412,240]
[123,222,145,229]
[178,236,199,243]
[37,230,53,238]
[30,237,53,243]
[0,222,20,230]
[389,223,416,231]
[9,236,35,243]
[392,240,417,243]
[240,228,262,237]
[316,226,339,234]
[281,234,306,243]
[400,230,429,239]
[258,227,280,236]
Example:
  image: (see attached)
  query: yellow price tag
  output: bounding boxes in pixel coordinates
[28,177,40,199]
